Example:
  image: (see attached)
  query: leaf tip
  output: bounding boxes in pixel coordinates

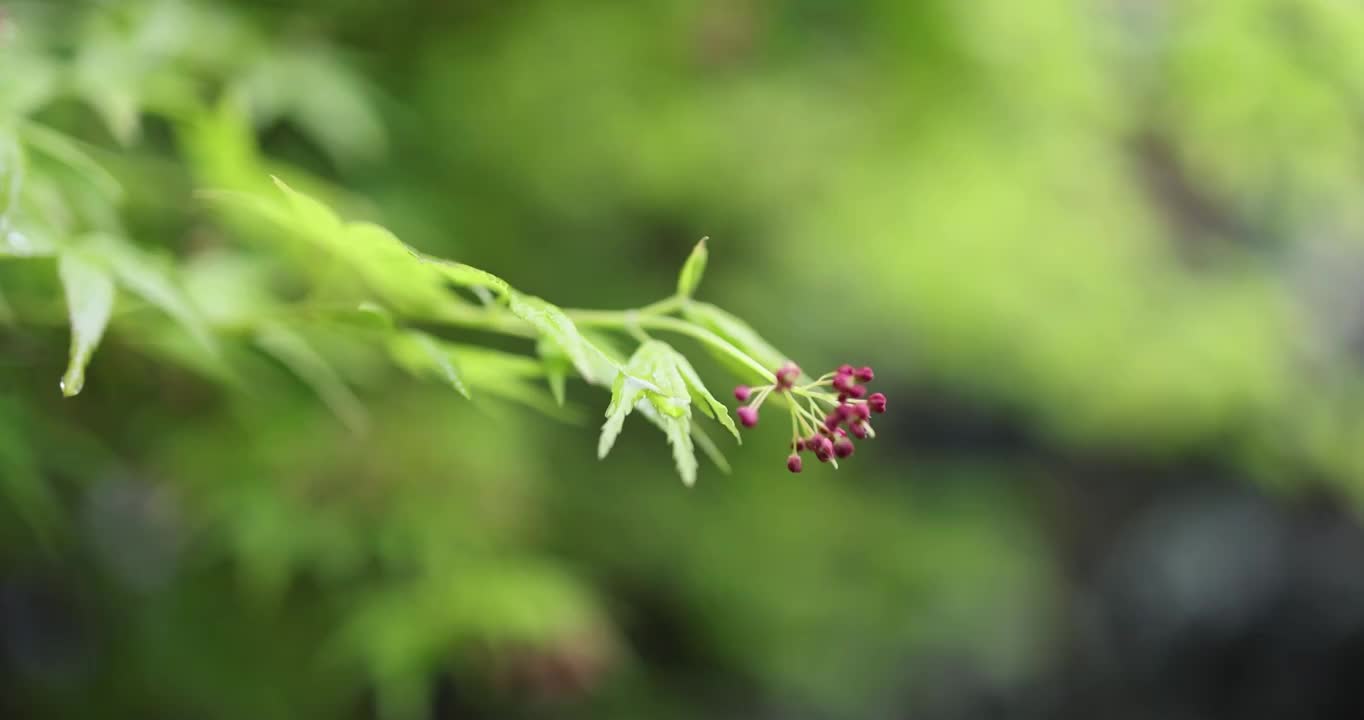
[676,236,710,298]
[59,374,82,397]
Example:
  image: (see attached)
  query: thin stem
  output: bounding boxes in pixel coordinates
[566,294,683,320]
[792,387,840,407]
[793,402,820,440]
[625,311,652,344]
[805,396,826,425]
[637,294,685,317]
[427,306,537,338]
[570,311,775,383]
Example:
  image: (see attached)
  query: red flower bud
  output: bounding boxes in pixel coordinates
[855,366,874,382]
[737,406,759,427]
[867,392,887,414]
[734,385,752,402]
[834,438,855,458]
[837,364,854,376]
[849,421,868,439]
[849,385,867,399]
[787,455,803,473]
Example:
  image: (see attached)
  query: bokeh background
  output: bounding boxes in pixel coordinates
[5,0,1364,718]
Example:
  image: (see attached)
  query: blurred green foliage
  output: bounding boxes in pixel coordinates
[3,0,1364,718]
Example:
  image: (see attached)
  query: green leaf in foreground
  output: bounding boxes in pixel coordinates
[0,131,52,259]
[509,293,617,385]
[663,412,697,486]
[536,336,571,407]
[419,254,511,297]
[18,123,122,200]
[232,178,467,317]
[597,341,699,485]
[0,219,56,258]
[598,372,649,460]
[452,345,580,420]
[671,349,740,442]
[0,128,22,218]
[58,252,115,397]
[255,322,368,434]
[388,329,471,399]
[676,236,708,298]
[84,234,217,354]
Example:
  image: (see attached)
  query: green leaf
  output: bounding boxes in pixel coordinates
[508,293,618,385]
[671,349,741,443]
[181,250,277,327]
[452,345,546,380]
[271,175,342,233]
[689,420,731,474]
[597,341,700,485]
[90,89,141,146]
[0,128,22,219]
[663,413,698,486]
[71,22,144,145]
[453,345,581,421]
[633,401,709,484]
[255,322,368,434]
[637,342,692,419]
[58,252,115,397]
[598,371,649,459]
[546,368,567,407]
[18,123,122,200]
[682,301,788,379]
[347,302,396,331]
[0,53,59,116]
[255,179,467,317]
[83,235,216,354]
[676,236,709,298]
[0,221,58,258]
[388,330,471,399]
[418,253,511,297]
[0,130,51,260]
[242,48,388,169]
[536,336,571,407]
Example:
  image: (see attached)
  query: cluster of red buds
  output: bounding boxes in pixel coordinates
[734,362,886,473]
